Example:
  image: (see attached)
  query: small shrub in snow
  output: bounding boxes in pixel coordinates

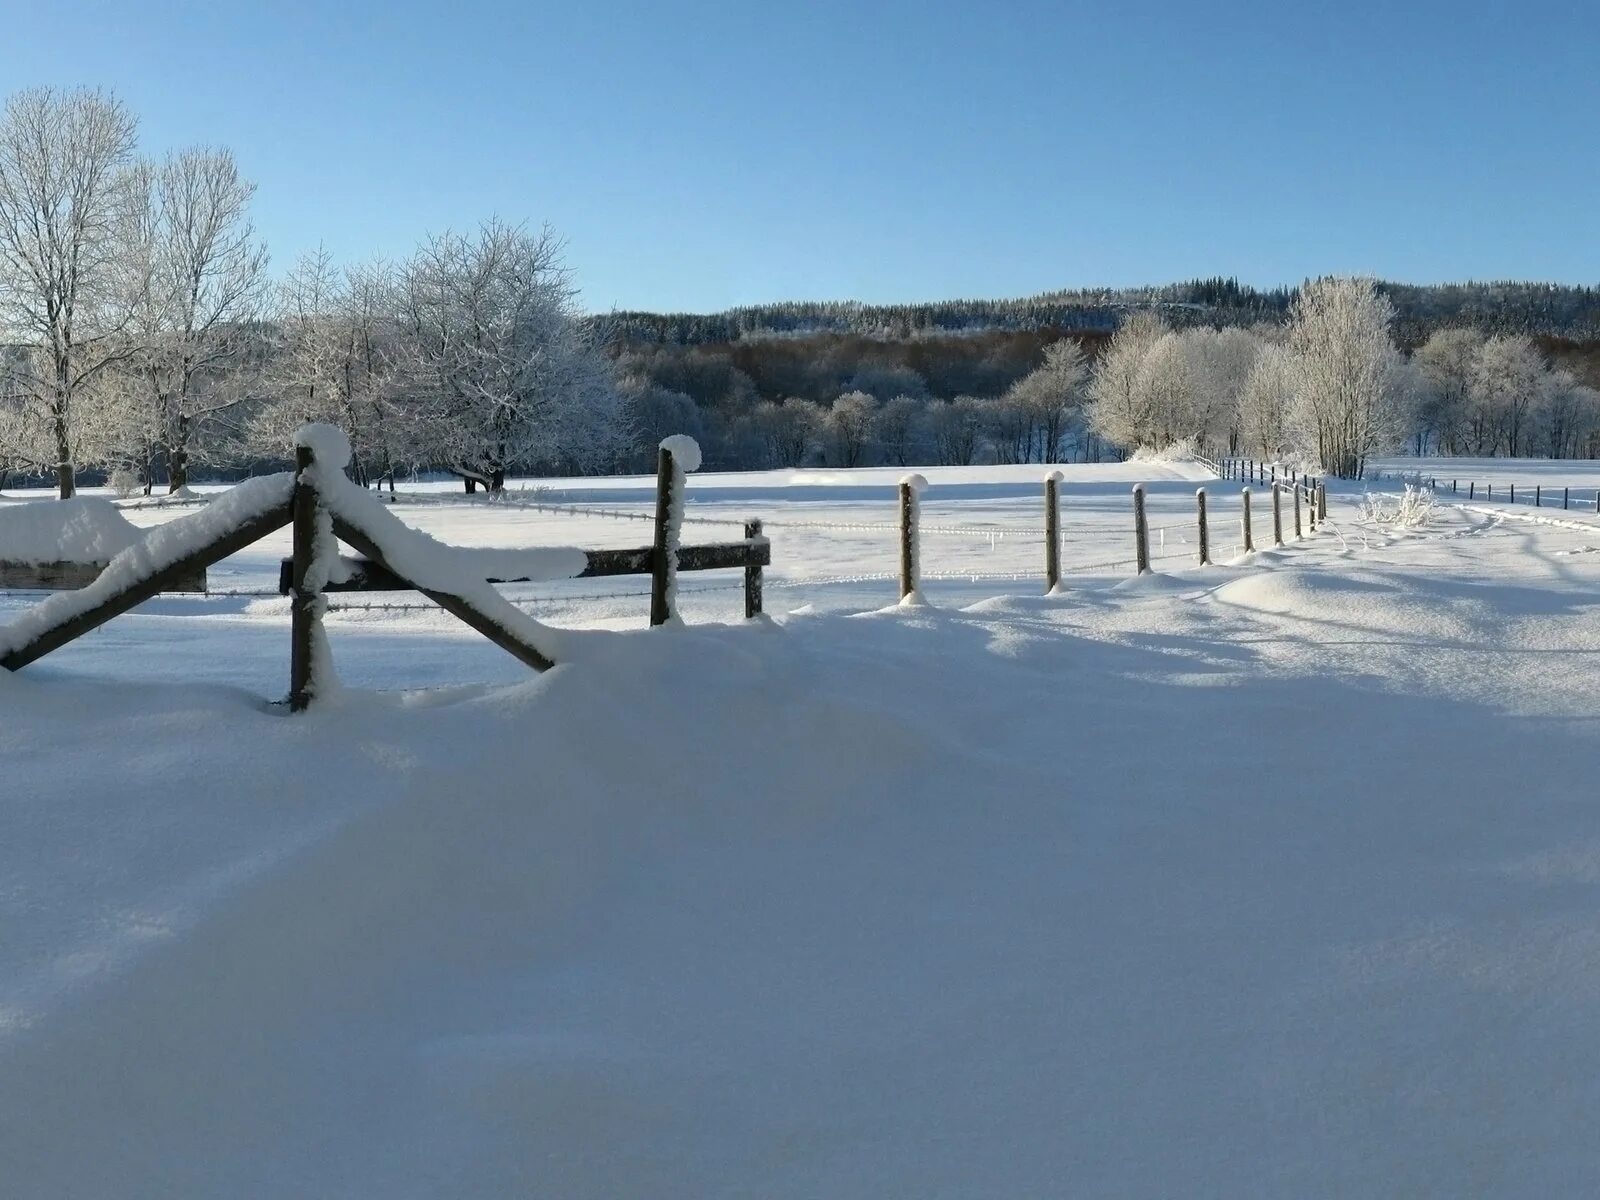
[1358,485,1434,529]
[1131,437,1197,465]
[108,469,141,499]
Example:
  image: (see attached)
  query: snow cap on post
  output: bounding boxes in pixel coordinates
[294,423,352,471]
[659,434,702,473]
[900,473,929,493]
[1045,469,1065,484]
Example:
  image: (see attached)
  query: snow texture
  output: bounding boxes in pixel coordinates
[12,487,1600,1195]
[658,433,702,474]
[1045,469,1065,484]
[0,473,293,658]
[0,497,143,565]
[294,422,353,471]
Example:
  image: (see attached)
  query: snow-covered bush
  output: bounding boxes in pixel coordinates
[1358,485,1434,529]
[108,468,141,499]
[1131,437,1197,465]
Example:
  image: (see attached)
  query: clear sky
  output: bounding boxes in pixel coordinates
[8,0,1598,312]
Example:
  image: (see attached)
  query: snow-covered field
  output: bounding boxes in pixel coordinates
[6,459,1600,1196]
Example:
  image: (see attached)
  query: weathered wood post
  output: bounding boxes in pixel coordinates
[1452,479,1457,494]
[1564,487,1570,510]
[1487,483,1493,500]
[1469,481,1475,500]
[1307,482,1318,532]
[289,443,321,712]
[1272,483,1284,546]
[1510,484,1516,505]
[1196,488,1211,565]
[743,518,764,618]
[898,474,924,601]
[1044,470,1062,592]
[1133,484,1150,575]
[1536,485,1542,507]
[1318,481,1327,521]
[650,444,676,626]
[1293,482,1303,539]
[1241,487,1254,553]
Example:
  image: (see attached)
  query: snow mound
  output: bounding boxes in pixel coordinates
[0,498,142,565]
[659,434,702,473]
[899,473,929,492]
[295,423,353,471]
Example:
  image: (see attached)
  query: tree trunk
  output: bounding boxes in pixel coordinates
[490,468,505,492]
[465,477,477,494]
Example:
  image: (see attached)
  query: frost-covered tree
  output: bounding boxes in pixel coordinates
[396,220,621,489]
[1412,328,1482,455]
[127,147,268,490]
[1542,370,1600,459]
[1283,277,1409,478]
[928,396,984,465]
[0,87,141,496]
[752,398,821,468]
[1087,311,1165,453]
[1007,338,1087,462]
[1471,335,1546,458]
[1235,342,1292,460]
[875,393,923,467]
[826,390,877,467]
[621,377,701,472]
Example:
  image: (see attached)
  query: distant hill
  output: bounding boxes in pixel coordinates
[602,278,1600,348]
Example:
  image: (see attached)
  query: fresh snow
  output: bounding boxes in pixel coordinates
[0,496,142,564]
[4,461,1600,1195]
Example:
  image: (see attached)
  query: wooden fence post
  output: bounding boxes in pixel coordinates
[1044,471,1062,592]
[1469,481,1475,500]
[1510,484,1516,505]
[899,478,920,600]
[1133,484,1150,575]
[1293,483,1303,539]
[1241,487,1254,553]
[743,518,764,618]
[1272,483,1284,546]
[1196,488,1211,565]
[1307,482,1318,532]
[1317,481,1327,521]
[1536,485,1542,507]
[650,445,675,626]
[1565,487,1570,510]
[289,443,322,712]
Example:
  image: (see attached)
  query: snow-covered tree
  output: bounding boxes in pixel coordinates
[752,398,821,468]
[0,87,141,496]
[1235,341,1292,460]
[127,146,268,490]
[1412,328,1483,455]
[1007,337,1087,462]
[928,396,984,465]
[1471,335,1546,457]
[396,221,621,489]
[826,390,877,467]
[1087,311,1165,453]
[1283,277,1409,478]
[874,393,923,467]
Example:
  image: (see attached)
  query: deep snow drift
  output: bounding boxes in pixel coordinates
[5,469,1600,1196]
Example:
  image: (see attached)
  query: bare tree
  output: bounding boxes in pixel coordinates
[875,393,923,466]
[129,146,268,490]
[0,87,141,497]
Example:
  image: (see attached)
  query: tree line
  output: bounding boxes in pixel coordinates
[5,87,1599,497]
[0,86,624,497]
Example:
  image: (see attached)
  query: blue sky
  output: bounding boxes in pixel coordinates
[8,0,1597,312]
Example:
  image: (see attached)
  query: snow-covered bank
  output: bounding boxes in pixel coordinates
[7,499,1600,1195]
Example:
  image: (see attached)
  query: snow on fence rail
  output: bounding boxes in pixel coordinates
[0,429,769,709]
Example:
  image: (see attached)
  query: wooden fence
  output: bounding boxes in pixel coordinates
[1,436,769,710]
